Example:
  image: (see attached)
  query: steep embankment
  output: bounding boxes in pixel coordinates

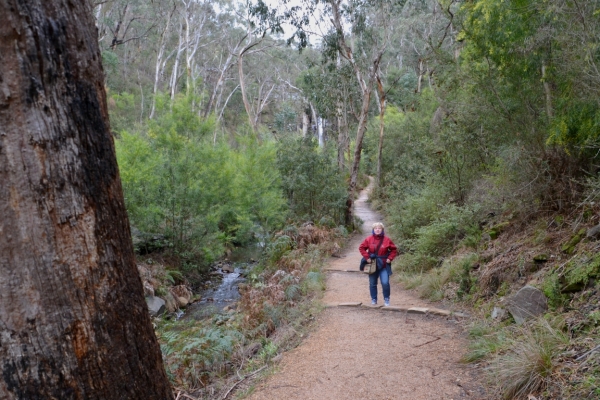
[246,183,486,399]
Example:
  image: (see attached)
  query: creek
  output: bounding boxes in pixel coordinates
[181,246,262,320]
[181,266,246,320]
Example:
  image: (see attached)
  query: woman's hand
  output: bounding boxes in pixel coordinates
[386,259,391,263]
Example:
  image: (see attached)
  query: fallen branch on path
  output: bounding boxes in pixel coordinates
[221,364,268,399]
[414,337,441,348]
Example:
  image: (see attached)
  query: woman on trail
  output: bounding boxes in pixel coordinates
[359,222,398,307]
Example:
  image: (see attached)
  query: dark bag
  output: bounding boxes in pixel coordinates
[360,257,377,274]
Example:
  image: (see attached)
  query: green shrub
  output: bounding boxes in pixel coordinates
[395,253,439,274]
[115,94,286,268]
[302,270,325,293]
[457,254,479,299]
[266,235,294,264]
[541,272,566,310]
[403,254,476,301]
[277,137,348,225]
[387,183,449,241]
[589,310,600,326]
[563,254,600,290]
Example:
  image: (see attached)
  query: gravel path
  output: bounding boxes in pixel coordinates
[246,183,485,400]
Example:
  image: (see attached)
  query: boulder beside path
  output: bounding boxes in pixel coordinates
[507,285,548,324]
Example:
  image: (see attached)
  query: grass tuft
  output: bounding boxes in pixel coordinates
[485,317,568,399]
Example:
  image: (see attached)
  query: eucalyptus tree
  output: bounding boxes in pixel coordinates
[275,0,408,223]
[94,0,160,50]
[149,0,177,118]
[299,57,359,166]
[0,1,173,398]
[94,0,167,98]
[201,6,242,119]
[234,1,289,132]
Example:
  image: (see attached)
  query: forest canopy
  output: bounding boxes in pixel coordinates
[99,0,600,271]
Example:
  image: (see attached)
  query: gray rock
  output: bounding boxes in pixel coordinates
[507,285,547,324]
[491,306,506,320]
[222,264,234,273]
[587,224,600,240]
[146,296,166,317]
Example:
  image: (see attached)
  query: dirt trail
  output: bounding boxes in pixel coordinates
[247,183,484,400]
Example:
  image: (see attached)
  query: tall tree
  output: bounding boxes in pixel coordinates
[0,1,173,398]
[278,0,407,222]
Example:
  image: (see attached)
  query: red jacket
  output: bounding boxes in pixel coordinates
[359,234,398,261]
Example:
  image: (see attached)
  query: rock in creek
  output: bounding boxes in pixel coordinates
[146,296,166,317]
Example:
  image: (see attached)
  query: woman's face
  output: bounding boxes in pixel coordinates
[373,226,383,234]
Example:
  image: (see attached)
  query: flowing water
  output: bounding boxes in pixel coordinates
[179,240,264,320]
[181,263,251,320]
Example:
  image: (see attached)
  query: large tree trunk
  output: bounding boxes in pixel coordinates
[0,1,173,399]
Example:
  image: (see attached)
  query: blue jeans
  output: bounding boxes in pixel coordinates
[369,264,391,301]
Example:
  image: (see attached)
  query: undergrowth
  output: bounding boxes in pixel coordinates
[485,317,568,399]
[155,223,344,398]
[393,202,600,399]
[397,253,478,302]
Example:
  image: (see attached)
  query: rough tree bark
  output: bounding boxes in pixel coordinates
[0,1,174,399]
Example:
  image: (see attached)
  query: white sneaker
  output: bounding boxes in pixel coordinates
[384,299,390,307]
[371,299,377,305]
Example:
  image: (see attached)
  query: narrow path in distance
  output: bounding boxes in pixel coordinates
[247,182,485,400]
